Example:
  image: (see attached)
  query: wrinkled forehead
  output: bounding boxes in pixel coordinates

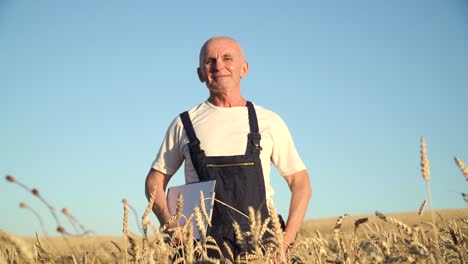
[199,37,245,65]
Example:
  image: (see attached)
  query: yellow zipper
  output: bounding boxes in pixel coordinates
[206,162,254,168]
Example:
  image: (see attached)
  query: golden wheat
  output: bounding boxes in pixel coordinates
[454,156,468,180]
[3,136,468,263]
[121,198,130,264]
[418,199,427,217]
[420,137,430,182]
[375,211,413,237]
[199,190,212,228]
[420,137,439,246]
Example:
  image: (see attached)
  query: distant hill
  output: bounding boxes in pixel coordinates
[299,208,468,239]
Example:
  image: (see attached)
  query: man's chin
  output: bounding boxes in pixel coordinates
[207,85,231,94]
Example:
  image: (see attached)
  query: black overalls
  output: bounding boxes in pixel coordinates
[179,101,270,259]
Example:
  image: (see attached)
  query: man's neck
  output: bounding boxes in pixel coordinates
[208,93,246,108]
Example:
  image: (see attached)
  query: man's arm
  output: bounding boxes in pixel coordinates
[283,169,312,247]
[144,168,174,227]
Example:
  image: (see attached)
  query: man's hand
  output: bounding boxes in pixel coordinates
[283,170,312,249]
[163,225,185,246]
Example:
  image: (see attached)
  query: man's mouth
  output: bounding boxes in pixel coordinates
[213,75,229,79]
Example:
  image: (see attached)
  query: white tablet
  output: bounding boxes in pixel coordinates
[166,180,216,239]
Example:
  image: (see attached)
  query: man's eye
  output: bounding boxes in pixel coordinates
[205,58,214,65]
[223,57,232,61]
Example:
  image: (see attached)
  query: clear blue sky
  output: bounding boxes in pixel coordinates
[1,0,467,237]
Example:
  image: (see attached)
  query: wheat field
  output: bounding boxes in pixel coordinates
[1,137,467,263]
[1,208,467,263]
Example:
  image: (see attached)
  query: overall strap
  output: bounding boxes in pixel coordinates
[246,101,259,133]
[180,111,199,146]
[179,111,210,181]
[246,101,262,153]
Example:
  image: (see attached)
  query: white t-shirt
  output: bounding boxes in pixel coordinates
[152,100,306,201]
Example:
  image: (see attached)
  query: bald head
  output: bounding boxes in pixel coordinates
[197,36,249,94]
[199,36,245,67]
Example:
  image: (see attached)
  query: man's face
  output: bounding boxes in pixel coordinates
[197,38,249,94]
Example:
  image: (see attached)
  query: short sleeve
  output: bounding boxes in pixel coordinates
[270,115,307,177]
[151,116,185,176]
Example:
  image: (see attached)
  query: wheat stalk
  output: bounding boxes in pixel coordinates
[454,157,468,180]
[142,186,157,231]
[417,199,428,230]
[354,217,368,234]
[194,206,207,248]
[6,175,63,232]
[375,239,390,258]
[461,193,468,204]
[122,199,129,236]
[142,185,157,256]
[268,204,285,263]
[6,175,29,191]
[259,217,271,240]
[360,241,384,262]
[176,193,184,220]
[248,207,263,255]
[184,221,195,264]
[61,207,92,235]
[126,201,143,235]
[121,198,129,264]
[420,137,439,244]
[418,199,427,217]
[420,137,430,182]
[31,188,62,231]
[223,241,234,262]
[61,208,79,234]
[213,198,249,219]
[199,191,212,227]
[233,220,246,252]
[333,215,344,243]
[19,202,48,237]
[56,226,72,236]
[375,211,413,237]
[127,233,141,262]
[33,232,53,262]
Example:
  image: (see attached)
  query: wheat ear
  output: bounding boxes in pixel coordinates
[233,220,246,252]
[142,185,157,256]
[420,137,430,183]
[127,233,141,262]
[461,193,468,204]
[454,157,468,180]
[121,198,129,264]
[268,204,285,262]
[354,217,368,234]
[194,206,207,247]
[418,199,427,217]
[223,241,234,262]
[176,193,184,220]
[199,191,212,227]
[248,207,262,255]
[333,215,344,243]
[375,211,413,237]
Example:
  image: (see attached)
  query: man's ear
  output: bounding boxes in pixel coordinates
[197,67,205,83]
[240,61,249,78]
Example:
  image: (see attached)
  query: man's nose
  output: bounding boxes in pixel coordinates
[212,60,224,71]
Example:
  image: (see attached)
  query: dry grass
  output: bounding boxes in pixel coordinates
[2,138,468,263]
